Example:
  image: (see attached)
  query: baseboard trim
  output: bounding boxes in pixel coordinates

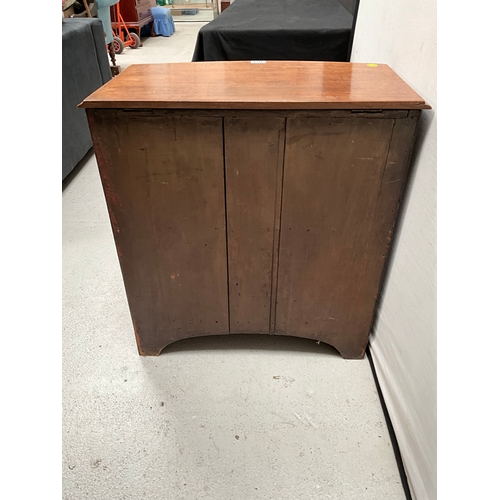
[366,345,413,500]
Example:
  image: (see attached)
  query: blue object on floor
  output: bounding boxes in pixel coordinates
[151,7,175,37]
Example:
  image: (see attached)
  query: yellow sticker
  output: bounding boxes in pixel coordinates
[367,63,378,67]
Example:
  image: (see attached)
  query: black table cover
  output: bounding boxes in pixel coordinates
[192,0,354,62]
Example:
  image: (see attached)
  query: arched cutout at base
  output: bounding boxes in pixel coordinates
[136,331,367,360]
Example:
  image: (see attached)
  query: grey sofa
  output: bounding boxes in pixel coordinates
[62,18,112,181]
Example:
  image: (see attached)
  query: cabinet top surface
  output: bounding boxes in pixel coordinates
[80,61,431,110]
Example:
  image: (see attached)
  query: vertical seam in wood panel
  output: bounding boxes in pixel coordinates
[269,117,287,333]
[374,119,397,218]
[222,117,231,333]
[268,121,284,333]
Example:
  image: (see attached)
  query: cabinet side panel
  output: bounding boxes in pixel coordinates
[88,110,228,355]
[355,111,421,334]
[224,117,285,333]
[276,116,395,358]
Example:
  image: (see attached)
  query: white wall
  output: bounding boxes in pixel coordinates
[350,2,436,500]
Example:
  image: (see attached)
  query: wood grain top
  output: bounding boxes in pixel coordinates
[80,61,430,110]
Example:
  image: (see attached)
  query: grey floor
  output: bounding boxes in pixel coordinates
[62,23,406,500]
[172,10,216,22]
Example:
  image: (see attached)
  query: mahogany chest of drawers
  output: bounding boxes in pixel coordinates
[110,0,152,23]
[81,61,429,358]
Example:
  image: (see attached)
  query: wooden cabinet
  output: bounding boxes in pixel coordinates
[110,0,152,23]
[81,61,429,359]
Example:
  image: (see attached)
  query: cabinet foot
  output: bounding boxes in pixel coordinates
[322,336,368,360]
[137,344,166,356]
[335,344,367,360]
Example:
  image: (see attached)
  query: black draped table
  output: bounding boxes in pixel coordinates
[192,0,354,62]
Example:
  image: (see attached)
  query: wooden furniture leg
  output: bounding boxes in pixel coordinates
[107,41,121,76]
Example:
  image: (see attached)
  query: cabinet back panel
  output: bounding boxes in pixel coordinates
[224,117,285,333]
[88,110,229,354]
[276,117,395,356]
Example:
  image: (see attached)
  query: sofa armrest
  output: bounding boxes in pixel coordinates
[62,18,112,181]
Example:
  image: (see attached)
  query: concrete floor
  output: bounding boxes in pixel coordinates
[111,22,207,69]
[172,10,216,22]
[62,22,406,500]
